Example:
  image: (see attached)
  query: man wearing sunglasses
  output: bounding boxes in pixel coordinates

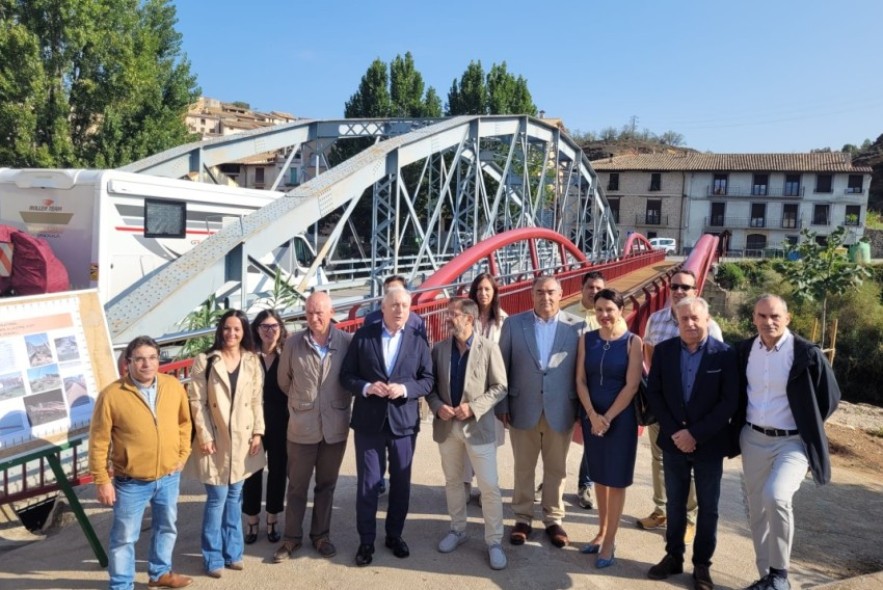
[638,270,723,545]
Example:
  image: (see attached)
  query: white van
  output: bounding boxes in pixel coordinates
[649,237,677,254]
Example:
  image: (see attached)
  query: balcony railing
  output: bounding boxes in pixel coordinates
[706,185,805,197]
[844,187,864,194]
[810,217,831,226]
[704,216,804,229]
[635,213,668,226]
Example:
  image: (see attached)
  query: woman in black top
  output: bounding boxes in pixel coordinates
[242,309,289,543]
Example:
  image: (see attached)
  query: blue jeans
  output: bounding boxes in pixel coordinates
[108,472,180,590]
[662,451,723,566]
[202,481,245,572]
[578,414,594,489]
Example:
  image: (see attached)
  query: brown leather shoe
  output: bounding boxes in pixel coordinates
[273,540,302,563]
[544,524,569,548]
[509,522,532,545]
[314,537,337,558]
[225,561,244,570]
[147,572,193,588]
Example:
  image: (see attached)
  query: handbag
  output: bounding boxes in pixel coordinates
[628,334,656,426]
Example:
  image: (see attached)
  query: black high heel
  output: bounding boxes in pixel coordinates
[267,518,281,543]
[244,521,258,545]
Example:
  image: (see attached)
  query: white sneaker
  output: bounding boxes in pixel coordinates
[437,530,468,553]
[488,543,508,570]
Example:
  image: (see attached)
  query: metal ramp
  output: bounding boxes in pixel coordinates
[109,115,619,342]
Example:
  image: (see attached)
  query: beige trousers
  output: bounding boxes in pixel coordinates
[509,412,573,527]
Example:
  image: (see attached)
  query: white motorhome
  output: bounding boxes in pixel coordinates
[0,169,324,307]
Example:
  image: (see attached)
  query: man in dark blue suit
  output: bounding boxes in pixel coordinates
[645,297,738,590]
[364,275,427,342]
[340,288,434,566]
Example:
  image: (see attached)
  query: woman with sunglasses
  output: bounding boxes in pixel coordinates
[242,310,290,544]
[188,309,265,579]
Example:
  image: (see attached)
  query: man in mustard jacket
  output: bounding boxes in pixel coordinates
[88,335,192,590]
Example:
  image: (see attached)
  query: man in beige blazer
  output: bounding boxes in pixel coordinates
[427,298,508,570]
[273,291,353,562]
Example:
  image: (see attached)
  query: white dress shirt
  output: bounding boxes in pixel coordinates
[533,311,559,370]
[746,328,796,430]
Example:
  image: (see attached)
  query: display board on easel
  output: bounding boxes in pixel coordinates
[0,290,115,462]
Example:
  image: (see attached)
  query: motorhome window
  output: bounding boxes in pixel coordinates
[144,199,186,238]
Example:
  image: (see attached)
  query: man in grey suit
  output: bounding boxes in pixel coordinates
[496,276,581,548]
[428,297,508,570]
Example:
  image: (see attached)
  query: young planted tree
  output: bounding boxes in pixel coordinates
[781,226,871,347]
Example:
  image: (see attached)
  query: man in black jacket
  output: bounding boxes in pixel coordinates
[734,295,840,590]
[645,297,739,590]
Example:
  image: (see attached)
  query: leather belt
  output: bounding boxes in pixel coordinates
[749,423,799,437]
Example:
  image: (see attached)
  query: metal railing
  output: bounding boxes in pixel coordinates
[706,185,805,198]
[704,216,804,230]
[635,213,669,226]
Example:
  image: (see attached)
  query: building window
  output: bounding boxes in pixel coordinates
[847,175,863,193]
[784,174,801,196]
[607,173,619,191]
[845,205,861,226]
[645,200,662,224]
[255,167,265,184]
[746,234,767,253]
[782,204,799,229]
[752,174,769,196]
[649,173,661,191]
[812,204,830,226]
[815,174,833,193]
[750,203,766,227]
[712,174,728,196]
[709,202,725,226]
[608,199,620,223]
[786,235,799,247]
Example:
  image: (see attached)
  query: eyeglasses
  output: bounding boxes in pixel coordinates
[259,324,280,331]
[670,283,695,292]
[129,355,159,363]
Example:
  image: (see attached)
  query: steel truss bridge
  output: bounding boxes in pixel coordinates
[110,115,620,342]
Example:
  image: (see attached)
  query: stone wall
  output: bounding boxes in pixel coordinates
[862,228,883,258]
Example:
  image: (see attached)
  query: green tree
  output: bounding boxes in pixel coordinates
[659,130,685,146]
[486,62,536,115]
[447,60,536,116]
[344,58,391,117]
[781,227,871,346]
[423,87,442,117]
[0,0,199,168]
[446,61,486,115]
[345,53,440,118]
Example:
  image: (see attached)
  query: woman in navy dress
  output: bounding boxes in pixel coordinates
[575,288,643,568]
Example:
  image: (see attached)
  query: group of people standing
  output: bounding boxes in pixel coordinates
[88,267,840,590]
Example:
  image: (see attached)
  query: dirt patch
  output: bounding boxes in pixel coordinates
[827,401,883,476]
[790,403,883,584]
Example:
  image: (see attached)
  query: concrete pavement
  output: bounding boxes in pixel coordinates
[0,424,871,590]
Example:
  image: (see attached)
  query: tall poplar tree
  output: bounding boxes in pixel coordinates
[0,0,200,168]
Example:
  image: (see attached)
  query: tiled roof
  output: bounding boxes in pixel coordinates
[590,152,873,173]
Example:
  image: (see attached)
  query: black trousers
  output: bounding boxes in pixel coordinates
[242,407,289,516]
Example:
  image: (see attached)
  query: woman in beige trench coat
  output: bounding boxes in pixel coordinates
[188,309,266,579]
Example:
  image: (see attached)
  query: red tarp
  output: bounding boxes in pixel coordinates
[0,225,70,295]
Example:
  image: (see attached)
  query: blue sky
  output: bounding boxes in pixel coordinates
[173,0,883,153]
